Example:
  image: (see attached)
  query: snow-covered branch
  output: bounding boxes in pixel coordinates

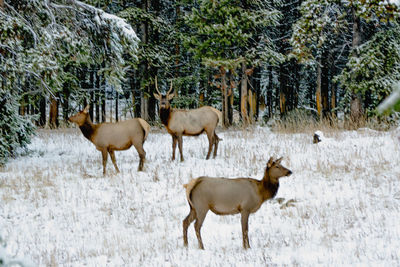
[72,0,139,44]
[378,82,400,113]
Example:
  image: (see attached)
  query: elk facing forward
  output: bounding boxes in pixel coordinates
[183,157,292,249]
[69,105,150,175]
[154,78,221,161]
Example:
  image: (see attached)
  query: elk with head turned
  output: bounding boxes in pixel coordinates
[182,157,293,249]
[153,77,221,161]
[68,105,150,175]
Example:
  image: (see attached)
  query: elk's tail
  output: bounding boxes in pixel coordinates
[183,178,202,208]
[209,107,222,126]
[138,118,150,141]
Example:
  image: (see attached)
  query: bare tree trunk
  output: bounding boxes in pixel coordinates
[49,95,59,129]
[101,91,106,123]
[350,7,364,125]
[199,92,204,107]
[0,0,3,9]
[240,62,250,126]
[89,70,94,120]
[39,97,46,126]
[139,0,151,122]
[141,92,149,121]
[115,92,119,122]
[228,71,234,125]
[321,64,329,118]
[279,64,288,116]
[316,60,322,118]
[220,66,230,128]
[331,83,337,117]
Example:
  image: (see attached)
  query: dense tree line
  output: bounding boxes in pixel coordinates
[1,0,400,164]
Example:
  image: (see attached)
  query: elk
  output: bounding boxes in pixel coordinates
[153,77,221,161]
[182,157,292,249]
[68,105,150,175]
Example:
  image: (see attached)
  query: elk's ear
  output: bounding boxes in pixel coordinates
[153,93,161,101]
[167,92,175,101]
[267,157,274,168]
[83,105,90,114]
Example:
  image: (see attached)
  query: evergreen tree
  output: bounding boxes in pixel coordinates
[184,0,281,126]
[0,0,139,164]
[0,90,35,166]
[290,0,400,122]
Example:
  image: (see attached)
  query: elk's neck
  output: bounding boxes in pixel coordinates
[79,118,96,142]
[159,107,171,126]
[260,171,280,201]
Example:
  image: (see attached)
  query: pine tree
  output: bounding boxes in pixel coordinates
[184,0,281,126]
[0,0,139,163]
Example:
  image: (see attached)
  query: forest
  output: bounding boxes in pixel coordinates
[1,0,400,164]
[1,1,400,265]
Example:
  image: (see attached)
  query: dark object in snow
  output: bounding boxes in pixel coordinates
[154,77,221,161]
[182,157,292,249]
[68,105,150,175]
[313,131,323,144]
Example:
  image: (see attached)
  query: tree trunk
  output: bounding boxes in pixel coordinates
[240,62,250,126]
[279,64,288,116]
[220,67,230,128]
[141,92,149,121]
[115,92,119,122]
[350,7,364,125]
[321,58,330,118]
[267,66,273,118]
[139,0,151,122]
[95,94,100,123]
[101,90,106,123]
[254,68,260,121]
[175,5,181,78]
[316,60,322,118]
[49,95,59,129]
[39,97,46,126]
[331,83,337,117]
[228,72,234,125]
[89,70,95,120]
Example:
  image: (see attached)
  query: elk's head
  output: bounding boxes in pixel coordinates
[153,77,174,110]
[69,105,90,126]
[266,157,292,184]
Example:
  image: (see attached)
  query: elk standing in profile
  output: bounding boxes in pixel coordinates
[153,77,221,161]
[69,105,150,175]
[182,157,292,249]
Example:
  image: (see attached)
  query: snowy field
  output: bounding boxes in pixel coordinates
[1,126,400,266]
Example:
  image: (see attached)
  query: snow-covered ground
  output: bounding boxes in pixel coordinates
[1,126,400,266]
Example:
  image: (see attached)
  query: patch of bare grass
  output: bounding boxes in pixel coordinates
[269,109,398,134]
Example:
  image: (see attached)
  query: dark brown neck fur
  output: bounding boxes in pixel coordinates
[79,116,96,142]
[160,107,171,126]
[260,168,280,201]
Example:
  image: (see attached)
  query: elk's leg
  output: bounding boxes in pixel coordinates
[109,150,120,173]
[177,134,184,162]
[172,135,177,161]
[183,207,196,247]
[101,149,108,175]
[194,208,208,249]
[133,143,146,171]
[213,133,220,158]
[241,211,250,249]
[205,131,213,160]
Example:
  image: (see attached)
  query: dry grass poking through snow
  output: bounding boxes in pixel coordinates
[0,126,400,266]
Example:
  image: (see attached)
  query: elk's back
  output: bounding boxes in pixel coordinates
[189,177,263,215]
[169,107,218,135]
[93,119,145,149]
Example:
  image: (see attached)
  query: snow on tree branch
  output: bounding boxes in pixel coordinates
[73,0,139,47]
[378,82,400,113]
